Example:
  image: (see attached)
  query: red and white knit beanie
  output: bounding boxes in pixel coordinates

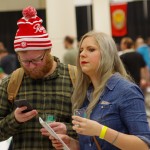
[14,6,52,52]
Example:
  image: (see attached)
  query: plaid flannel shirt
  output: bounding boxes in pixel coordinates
[0,57,76,150]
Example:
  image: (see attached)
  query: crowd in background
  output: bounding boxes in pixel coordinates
[119,37,149,88]
[118,36,150,126]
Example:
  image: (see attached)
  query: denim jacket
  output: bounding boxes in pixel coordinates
[79,73,150,150]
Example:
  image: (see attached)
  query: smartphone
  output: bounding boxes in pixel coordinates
[14,99,33,113]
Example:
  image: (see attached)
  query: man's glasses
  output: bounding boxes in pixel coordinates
[19,51,47,65]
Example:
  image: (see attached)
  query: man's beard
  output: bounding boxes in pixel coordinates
[21,54,53,79]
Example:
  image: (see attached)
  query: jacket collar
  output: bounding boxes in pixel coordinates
[106,73,122,91]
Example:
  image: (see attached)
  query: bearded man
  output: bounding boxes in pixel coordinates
[0,6,76,150]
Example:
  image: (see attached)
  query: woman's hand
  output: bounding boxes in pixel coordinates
[49,134,71,149]
[72,115,101,136]
[40,122,67,137]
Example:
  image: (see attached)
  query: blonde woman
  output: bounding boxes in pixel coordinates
[49,32,150,150]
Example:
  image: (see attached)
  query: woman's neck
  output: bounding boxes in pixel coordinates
[90,75,101,89]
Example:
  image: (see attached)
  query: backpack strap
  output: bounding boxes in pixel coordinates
[68,64,77,88]
[7,68,24,102]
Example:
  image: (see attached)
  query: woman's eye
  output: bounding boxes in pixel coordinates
[89,48,95,52]
[79,49,83,53]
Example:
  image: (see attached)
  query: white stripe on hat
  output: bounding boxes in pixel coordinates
[15,46,52,51]
[17,19,42,25]
[15,33,49,39]
[14,37,50,43]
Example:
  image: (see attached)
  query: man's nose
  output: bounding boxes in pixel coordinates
[28,62,37,69]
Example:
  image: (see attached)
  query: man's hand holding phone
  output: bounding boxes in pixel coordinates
[14,99,38,123]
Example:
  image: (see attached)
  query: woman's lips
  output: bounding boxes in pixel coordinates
[81,61,88,64]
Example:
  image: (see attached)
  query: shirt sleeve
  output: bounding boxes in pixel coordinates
[65,122,77,139]
[0,78,23,141]
[119,85,150,147]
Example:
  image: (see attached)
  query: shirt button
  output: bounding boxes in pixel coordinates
[89,143,92,147]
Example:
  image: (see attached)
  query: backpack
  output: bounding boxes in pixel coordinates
[7,64,77,102]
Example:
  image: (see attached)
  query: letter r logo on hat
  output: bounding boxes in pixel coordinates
[21,41,27,48]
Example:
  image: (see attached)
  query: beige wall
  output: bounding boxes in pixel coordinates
[46,0,77,62]
[0,0,45,11]
[93,0,111,35]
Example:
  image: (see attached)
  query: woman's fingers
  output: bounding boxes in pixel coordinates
[72,116,87,129]
[49,136,64,149]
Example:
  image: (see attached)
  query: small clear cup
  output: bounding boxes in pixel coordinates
[74,108,87,118]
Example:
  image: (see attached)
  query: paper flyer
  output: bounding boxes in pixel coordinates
[39,117,70,150]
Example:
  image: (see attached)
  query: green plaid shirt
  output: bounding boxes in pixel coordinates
[0,57,76,150]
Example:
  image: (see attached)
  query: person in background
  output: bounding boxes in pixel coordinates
[0,48,19,74]
[0,42,5,50]
[136,38,150,69]
[63,35,78,65]
[120,37,149,89]
[0,67,7,83]
[146,37,150,47]
[135,37,144,49]
[135,37,150,72]
[49,32,150,150]
[0,6,76,150]
[0,48,7,59]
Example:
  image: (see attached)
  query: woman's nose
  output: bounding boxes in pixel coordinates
[80,50,87,57]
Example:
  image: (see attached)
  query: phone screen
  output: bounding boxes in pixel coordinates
[14,99,33,113]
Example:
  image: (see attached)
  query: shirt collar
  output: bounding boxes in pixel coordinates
[106,73,122,91]
[86,73,122,102]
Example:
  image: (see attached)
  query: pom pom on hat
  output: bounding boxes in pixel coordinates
[22,6,37,20]
[14,6,52,52]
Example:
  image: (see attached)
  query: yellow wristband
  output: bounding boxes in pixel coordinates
[99,126,108,139]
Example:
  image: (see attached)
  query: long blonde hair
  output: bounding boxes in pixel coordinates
[72,31,131,118]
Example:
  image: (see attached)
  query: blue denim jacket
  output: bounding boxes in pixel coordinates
[79,73,150,150]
